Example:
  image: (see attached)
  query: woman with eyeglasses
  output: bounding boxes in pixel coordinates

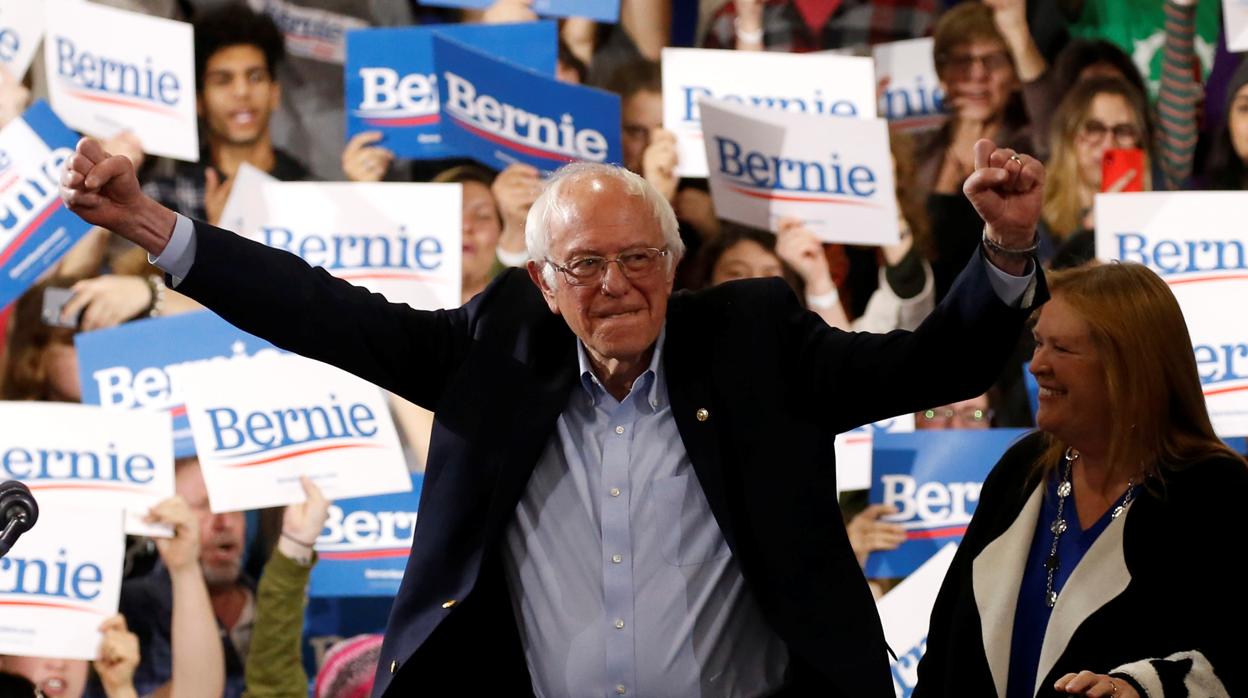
[914,263,1247,697]
[1040,76,1153,268]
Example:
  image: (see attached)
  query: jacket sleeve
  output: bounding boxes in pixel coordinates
[173,221,473,410]
[783,246,1046,434]
[242,551,313,698]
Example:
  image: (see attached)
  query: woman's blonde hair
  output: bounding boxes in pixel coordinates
[1042,76,1153,240]
[1034,263,1240,486]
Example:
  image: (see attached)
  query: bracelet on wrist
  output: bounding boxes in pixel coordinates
[143,274,166,317]
[981,228,1039,260]
[281,530,316,549]
[806,286,841,310]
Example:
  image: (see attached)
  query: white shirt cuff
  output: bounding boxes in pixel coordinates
[495,244,529,268]
[147,212,197,287]
[982,255,1037,308]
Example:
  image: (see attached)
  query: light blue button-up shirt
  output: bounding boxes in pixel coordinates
[502,330,789,698]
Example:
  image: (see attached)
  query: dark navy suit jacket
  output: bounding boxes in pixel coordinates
[177,220,1046,697]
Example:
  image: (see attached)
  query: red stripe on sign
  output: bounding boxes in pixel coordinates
[0,599,101,614]
[226,442,381,468]
[0,199,62,269]
[842,436,870,445]
[65,89,182,118]
[0,171,19,195]
[448,115,576,163]
[364,114,439,127]
[27,482,147,493]
[726,184,883,207]
[170,404,187,418]
[318,548,410,561]
[1204,383,1248,397]
[907,525,968,540]
[335,271,450,284]
[1167,273,1248,286]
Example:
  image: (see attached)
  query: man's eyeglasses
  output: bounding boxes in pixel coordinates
[920,406,995,424]
[547,247,670,286]
[1078,119,1140,147]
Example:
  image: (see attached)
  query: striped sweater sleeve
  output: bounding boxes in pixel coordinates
[1156,0,1201,191]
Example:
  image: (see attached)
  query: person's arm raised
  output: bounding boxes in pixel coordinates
[964,138,1044,279]
[60,138,177,258]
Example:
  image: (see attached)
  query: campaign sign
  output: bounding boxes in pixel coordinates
[835,414,915,494]
[0,100,92,310]
[217,162,276,235]
[0,0,44,79]
[662,48,877,177]
[878,543,957,697]
[44,0,198,161]
[76,311,283,459]
[1096,192,1248,437]
[866,428,1027,578]
[179,352,411,513]
[250,0,367,65]
[0,505,124,659]
[231,180,463,310]
[345,21,557,160]
[419,0,619,22]
[873,38,945,132]
[435,35,622,173]
[701,99,900,245]
[1226,0,1248,53]
[309,473,422,597]
[0,402,174,536]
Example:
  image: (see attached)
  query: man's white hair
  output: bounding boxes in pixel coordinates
[525,162,683,286]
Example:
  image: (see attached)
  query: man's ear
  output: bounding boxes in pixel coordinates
[526,260,560,314]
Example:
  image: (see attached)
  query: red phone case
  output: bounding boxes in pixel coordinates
[1101,148,1144,193]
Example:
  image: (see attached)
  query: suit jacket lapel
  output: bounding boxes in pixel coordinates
[973,484,1043,697]
[1033,506,1132,695]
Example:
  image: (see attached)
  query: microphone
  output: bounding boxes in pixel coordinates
[0,481,38,558]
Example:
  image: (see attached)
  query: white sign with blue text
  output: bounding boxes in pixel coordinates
[417,0,620,22]
[0,505,124,659]
[835,414,915,494]
[76,311,284,459]
[1096,192,1248,437]
[310,474,421,597]
[0,1,43,79]
[345,21,557,160]
[662,47,877,177]
[0,402,175,537]
[230,180,463,310]
[873,38,945,132]
[44,0,198,161]
[0,100,92,309]
[435,35,622,173]
[701,98,899,245]
[878,542,957,697]
[179,352,411,513]
[866,429,1026,579]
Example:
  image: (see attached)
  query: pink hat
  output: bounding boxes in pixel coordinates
[314,634,384,698]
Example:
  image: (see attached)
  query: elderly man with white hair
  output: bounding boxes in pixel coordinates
[61,137,1047,698]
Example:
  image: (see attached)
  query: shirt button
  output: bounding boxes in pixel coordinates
[616,685,627,695]
[612,554,623,563]
[614,618,625,629]
[615,425,625,434]
[609,487,621,497]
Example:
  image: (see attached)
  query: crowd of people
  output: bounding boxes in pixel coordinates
[2,0,1246,695]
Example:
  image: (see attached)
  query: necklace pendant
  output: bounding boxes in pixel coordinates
[1057,481,1072,498]
[1046,591,1058,608]
[1050,519,1067,535]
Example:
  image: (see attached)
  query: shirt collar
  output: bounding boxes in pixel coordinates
[577,326,667,411]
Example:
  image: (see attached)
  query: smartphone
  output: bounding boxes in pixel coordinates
[1101,148,1144,193]
[41,287,79,329]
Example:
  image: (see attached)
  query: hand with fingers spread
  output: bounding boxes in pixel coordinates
[963,138,1044,274]
[95,614,140,698]
[846,504,907,569]
[60,137,177,256]
[342,131,395,183]
[278,476,331,562]
[641,128,679,203]
[204,167,235,227]
[1055,671,1140,698]
[61,275,152,331]
[774,217,835,296]
[146,496,200,575]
